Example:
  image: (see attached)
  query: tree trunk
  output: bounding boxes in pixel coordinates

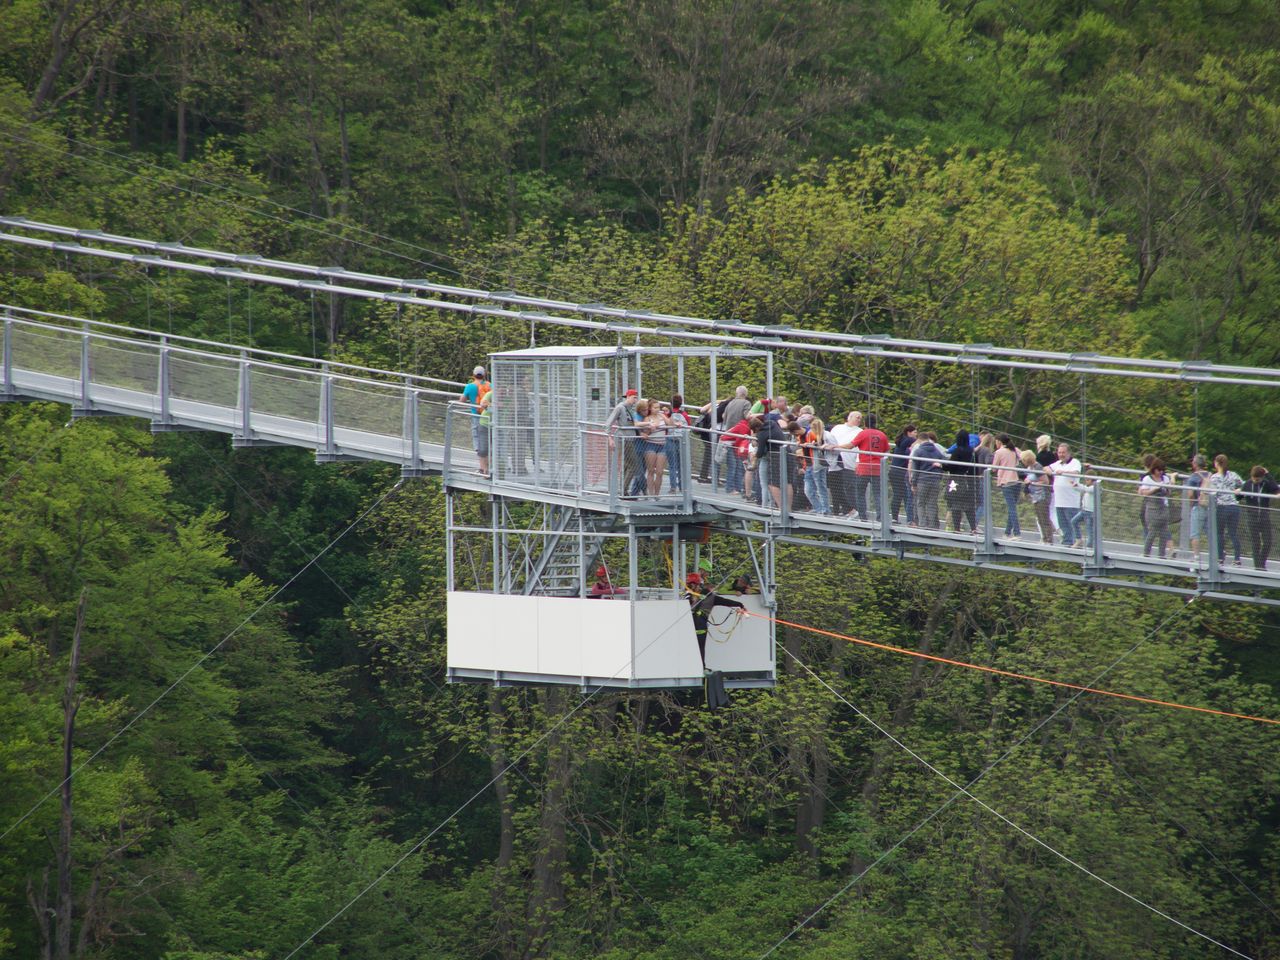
[487,689,518,960]
[527,687,571,956]
[56,589,89,960]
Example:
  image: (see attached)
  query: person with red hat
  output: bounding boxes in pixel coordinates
[588,565,626,598]
[684,571,745,663]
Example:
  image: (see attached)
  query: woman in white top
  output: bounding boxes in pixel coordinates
[640,401,672,495]
[1138,458,1174,558]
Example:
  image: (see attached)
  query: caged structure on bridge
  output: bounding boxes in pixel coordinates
[442,344,778,690]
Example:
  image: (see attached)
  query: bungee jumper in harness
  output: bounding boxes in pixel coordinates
[684,572,746,663]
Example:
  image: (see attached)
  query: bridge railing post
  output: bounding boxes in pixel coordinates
[1088,477,1105,573]
[405,387,422,478]
[2,312,13,399]
[77,323,92,415]
[1206,488,1221,586]
[708,354,719,492]
[319,364,335,457]
[442,402,454,486]
[879,453,892,543]
[778,440,790,527]
[157,337,172,426]
[981,464,995,555]
[681,427,692,513]
[236,351,252,440]
[607,432,619,512]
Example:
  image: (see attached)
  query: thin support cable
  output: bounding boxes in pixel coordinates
[765,640,1250,959]
[758,600,1252,960]
[971,365,979,431]
[277,558,754,960]
[1194,384,1200,459]
[0,479,404,845]
[1080,373,1087,464]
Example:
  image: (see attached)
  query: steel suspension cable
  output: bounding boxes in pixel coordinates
[755,598,1203,956]
[745,610,1279,726]
[764,641,1252,960]
[277,558,754,959]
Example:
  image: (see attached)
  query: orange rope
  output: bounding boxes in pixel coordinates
[745,611,1280,727]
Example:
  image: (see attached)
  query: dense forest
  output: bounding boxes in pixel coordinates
[2,1,1280,957]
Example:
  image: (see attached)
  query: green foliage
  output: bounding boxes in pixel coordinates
[3,0,1280,957]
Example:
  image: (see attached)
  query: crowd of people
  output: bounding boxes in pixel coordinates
[461,367,1278,572]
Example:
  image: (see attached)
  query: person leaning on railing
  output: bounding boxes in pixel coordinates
[1241,465,1278,571]
[1019,449,1053,544]
[1210,454,1245,567]
[604,388,641,496]
[1138,458,1175,558]
[910,432,947,530]
[1185,454,1211,560]
[475,392,491,477]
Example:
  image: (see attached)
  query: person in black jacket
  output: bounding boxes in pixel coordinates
[694,395,734,483]
[945,430,979,533]
[890,424,917,522]
[1241,465,1278,570]
[750,414,788,511]
[685,573,746,662]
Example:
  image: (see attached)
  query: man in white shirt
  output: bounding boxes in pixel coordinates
[1047,442,1083,546]
[827,411,862,516]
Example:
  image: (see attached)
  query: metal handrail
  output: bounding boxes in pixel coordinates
[6,314,460,399]
[0,302,461,389]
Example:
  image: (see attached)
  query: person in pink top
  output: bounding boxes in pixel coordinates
[843,413,889,521]
[993,434,1022,537]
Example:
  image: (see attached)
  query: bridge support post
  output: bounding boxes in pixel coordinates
[70,324,93,417]
[1084,480,1106,577]
[441,400,454,486]
[873,455,895,549]
[312,365,350,461]
[1,313,14,401]
[1202,494,1223,590]
[401,386,429,478]
[150,340,197,433]
[977,469,996,560]
[709,353,719,492]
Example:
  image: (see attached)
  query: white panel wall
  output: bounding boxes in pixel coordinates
[704,595,773,674]
[447,592,772,684]
[446,591,495,670]
[578,600,634,680]
[536,597,585,676]
[630,600,704,681]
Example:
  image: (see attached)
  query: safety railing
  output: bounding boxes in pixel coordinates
[2,310,458,472]
[694,420,1280,583]
[441,406,694,511]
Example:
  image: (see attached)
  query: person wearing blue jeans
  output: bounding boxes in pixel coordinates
[1048,442,1084,547]
[993,435,1021,537]
[1001,483,1022,537]
[725,448,744,493]
[799,418,831,515]
[1210,454,1244,565]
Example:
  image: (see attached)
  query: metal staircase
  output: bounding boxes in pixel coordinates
[521,507,619,597]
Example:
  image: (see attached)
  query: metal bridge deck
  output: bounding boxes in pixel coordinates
[3,309,1277,606]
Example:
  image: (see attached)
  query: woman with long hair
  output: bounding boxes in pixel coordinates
[639,400,671,495]
[945,431,979,533]
[1021,449,1053,545]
